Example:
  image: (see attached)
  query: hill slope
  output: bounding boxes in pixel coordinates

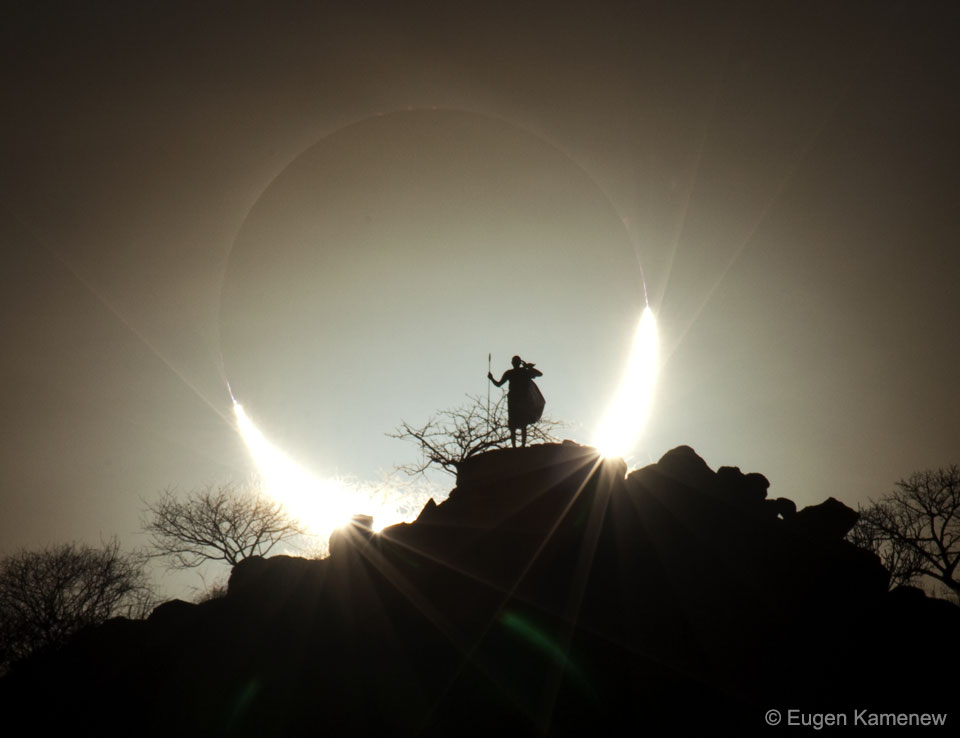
[2,443,956,735]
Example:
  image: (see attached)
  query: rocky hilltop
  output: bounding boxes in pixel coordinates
[2,444,956,735]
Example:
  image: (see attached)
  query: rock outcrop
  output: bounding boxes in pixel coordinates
[1,444,955,735]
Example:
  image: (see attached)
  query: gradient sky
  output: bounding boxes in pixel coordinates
[2,1,958,597]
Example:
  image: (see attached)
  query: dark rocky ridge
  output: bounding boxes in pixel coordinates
[2,443,956,735]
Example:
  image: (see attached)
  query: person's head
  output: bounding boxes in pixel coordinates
[512,355,522,368]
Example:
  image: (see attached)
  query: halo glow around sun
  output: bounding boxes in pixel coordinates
[593,306,660,459]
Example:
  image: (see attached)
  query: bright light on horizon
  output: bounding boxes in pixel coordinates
[593,306,660,459]
[232,401,436,544]
[233,402,355,542]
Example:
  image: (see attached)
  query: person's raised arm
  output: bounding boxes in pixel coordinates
[488,371,508,387]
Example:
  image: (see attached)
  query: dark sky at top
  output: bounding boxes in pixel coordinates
[2,1,958,589]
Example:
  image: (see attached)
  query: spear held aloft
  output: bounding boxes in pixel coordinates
[487,353,492,433]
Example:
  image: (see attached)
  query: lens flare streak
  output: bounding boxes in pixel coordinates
[593,306,659,459]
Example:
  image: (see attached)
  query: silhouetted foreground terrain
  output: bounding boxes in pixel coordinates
[2,444,956,735]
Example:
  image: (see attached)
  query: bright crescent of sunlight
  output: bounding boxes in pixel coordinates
[233,401,435,542]
[593,306,660,459]
[233,402,358,541]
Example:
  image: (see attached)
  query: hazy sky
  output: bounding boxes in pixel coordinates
[2,1,958,595]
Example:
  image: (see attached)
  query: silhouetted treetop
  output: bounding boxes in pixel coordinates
[0,540,153,671]
[389,393,563,477]
[850,465,960,599]
[143,483,304,569]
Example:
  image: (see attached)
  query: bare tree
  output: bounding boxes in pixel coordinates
[0,540,154,670]
[849,466,960,597]
[389,393,564,478]
[848,508,923,590]
[143,483,304,569]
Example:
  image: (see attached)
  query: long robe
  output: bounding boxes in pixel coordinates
[503,367,545,429]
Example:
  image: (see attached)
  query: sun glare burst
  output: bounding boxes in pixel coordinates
[233,402,356,541]
[232,401,435,543]
[593,306,659,459]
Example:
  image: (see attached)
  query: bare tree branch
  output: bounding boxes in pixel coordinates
[0,540,155,670]
[142,483,304,569]
[388,393,565,478]
[848,465,960,598]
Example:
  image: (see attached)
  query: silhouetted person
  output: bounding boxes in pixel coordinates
[488,355,544,447]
